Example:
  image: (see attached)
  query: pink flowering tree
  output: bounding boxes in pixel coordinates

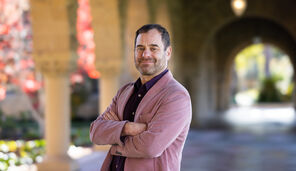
[0,0,98,135]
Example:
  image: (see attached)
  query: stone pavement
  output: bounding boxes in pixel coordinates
[78,105,296,171]
[79,129,296,171]
[78,150,107,171]
[181,130,296,171]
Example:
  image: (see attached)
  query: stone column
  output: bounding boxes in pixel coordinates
[30,0,78,170]
[89,0,122,113]
[89,0,122,151]
[122,0,149,82]
[37,75,78,171]
[155,0,176,73]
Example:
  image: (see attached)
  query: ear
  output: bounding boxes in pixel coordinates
[166,46,172,60]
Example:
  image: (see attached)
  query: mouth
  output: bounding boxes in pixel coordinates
[139,59,155,65]
[140,61,154,64]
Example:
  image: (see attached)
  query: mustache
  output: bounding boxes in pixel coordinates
[138,58,156,63]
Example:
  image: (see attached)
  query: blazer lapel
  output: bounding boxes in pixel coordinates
[118,85,134,120]
[134,71,173,121]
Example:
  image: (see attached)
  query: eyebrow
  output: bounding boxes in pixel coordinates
[136,45,144,48]
[136,44,160,48]
[149,44,159,47]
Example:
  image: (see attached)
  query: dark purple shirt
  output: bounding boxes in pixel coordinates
[110,69,169,171]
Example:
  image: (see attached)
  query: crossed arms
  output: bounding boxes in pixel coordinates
[102,111,147,136]
[89,90,191,158]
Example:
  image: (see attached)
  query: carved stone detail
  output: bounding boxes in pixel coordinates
[90,0,122,77]
[30,0,77,76]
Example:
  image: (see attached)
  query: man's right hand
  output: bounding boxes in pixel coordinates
[122,122,147,136]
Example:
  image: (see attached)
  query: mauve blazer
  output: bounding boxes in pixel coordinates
[90,71,192,171]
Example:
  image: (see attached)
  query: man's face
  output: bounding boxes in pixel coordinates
[134,29,171,76]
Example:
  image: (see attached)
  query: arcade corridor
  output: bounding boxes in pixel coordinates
[77,106,296,171]
[2,0,296,170]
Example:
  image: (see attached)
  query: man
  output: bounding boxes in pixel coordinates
[90,24,192,171]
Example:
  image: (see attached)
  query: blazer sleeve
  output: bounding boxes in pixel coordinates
[110,90,192,158]
[89,88,128,147]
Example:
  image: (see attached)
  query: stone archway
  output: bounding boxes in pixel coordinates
[214,17,296,112]
[175,0,296,128]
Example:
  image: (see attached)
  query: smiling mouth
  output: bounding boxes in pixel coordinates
[139,59,155,64]
[141,61,154,64]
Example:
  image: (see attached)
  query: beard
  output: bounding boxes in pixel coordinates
[135,56,167,76]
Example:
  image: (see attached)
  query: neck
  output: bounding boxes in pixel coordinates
[140,75,154,84]
[140,68,166,84]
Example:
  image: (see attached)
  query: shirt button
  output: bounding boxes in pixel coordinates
[138,94,142,97]
[132,112,135,115]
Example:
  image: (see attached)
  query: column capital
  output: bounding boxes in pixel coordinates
[96,60,121,78]
[33,56,76,77]
[90,0,122,78]
[31,0,77,77]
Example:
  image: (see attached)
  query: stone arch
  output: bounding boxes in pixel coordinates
[214,17,296,111]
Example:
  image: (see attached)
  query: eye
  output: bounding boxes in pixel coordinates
[136,47,145,52]
[150,47,158,52]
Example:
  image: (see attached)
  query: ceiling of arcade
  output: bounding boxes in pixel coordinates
[173,0,296,114]
[29,0,296,79]
[214,17,296,76]
[179,0,296,74]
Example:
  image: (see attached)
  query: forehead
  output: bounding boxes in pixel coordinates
[136,29,163,46]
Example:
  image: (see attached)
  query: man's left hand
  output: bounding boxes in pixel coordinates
[102,111,120,121]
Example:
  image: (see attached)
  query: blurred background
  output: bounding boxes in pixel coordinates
[1,0,296,170]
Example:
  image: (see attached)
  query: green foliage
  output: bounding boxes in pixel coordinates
[0,116,92,146]
[0,139,45,171]
[71,82,90,119]
[0,121,92,170]
[235,44,265,79]
[257,76,283,102]
[281,83,294,101]
[71,121,92,146]
[0,107,92,170]
[233,43,294,104]
[0,111,40,139]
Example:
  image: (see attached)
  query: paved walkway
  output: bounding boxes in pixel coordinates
[182,105,296,171]
[78,129,296,171]
[80,105,296,171]
[181,130,296,171]
[12,106,296,171]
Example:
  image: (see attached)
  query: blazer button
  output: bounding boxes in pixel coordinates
[132,112,135,115]
[138,94,141,97]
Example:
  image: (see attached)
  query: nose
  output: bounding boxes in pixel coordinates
[142,49,151,58]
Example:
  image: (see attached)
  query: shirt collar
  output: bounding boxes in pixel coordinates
[134,69,169,91]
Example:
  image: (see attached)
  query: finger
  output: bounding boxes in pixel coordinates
[110,111,120,121]
[110,114,119,121]
[101,114,107,120]
[100,114,106,120]
[103,113,112,120]
[107,111,118,121]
